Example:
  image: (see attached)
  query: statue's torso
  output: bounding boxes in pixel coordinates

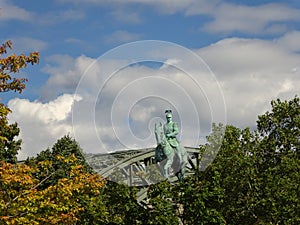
[164,122,179,147]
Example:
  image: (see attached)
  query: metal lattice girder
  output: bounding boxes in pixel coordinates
[86,147,199,184]
[86,146,200,205]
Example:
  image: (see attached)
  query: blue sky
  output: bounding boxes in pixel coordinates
[1,0,300,159]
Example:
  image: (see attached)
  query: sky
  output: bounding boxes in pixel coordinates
[1,0,300,160]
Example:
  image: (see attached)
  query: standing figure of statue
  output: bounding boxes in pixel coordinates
[154,122,175,180]
[154,110,187,181]
[164,110,179,148]
[163,110,186,181]
[154,110,188,181]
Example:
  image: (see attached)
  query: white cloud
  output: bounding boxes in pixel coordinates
[203,3,300,34]
[56,0,300,35]
[57,0,216,15]
[41,54,129,100]
[8,94,82,160]
[110,9,142,24]
[104,30,141,44]
[0,0,33,21]
[71,62,212,153]
[57,0,197,13]
[9,37,48,54]
[9,34,300,160]
[130,105,156,122]
[275,30,300,52]
[60,9,85,20]
[41,55,96,100]
[197,37,300,127]
[38,9,85,25]
[0,0,85,26]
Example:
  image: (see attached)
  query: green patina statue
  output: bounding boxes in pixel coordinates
[164,109,179,149]
[155,110,187,181]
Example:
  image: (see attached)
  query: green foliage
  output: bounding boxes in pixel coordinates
[0,104,21,163]
[1,53,298,225]
[102,181,147,224]
[254,97,300,224]
[257,97,300,159]
[26,135,92,189]
[147,181,180,225]
[176,174,225,225]
[144,97,299,224]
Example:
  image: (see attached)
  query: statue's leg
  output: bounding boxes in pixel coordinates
[163,153,174,179]
[176,146,186,181]
[174,146,182,163]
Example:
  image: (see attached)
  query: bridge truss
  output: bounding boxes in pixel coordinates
[85,147,201,206]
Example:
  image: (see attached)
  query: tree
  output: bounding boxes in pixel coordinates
[0,40,39,162]
[147,181,181,225]
[0,156,106,224]
[0,40,39,93]
[102,181,147,224]
[254,97,300,224]
[257,96,300,158]
[51,134,91,171]
[24,136,115,224]
[0,105,21,163]
[26,135,92,189]
[153,98,299,225]
[177,97,300,225]
[176,124,257,225]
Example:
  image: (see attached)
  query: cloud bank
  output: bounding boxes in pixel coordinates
[7,34,300,160]
[56,0,300,35]
[8,94,82,160]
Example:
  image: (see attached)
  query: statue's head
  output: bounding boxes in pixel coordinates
[165,109,172,121]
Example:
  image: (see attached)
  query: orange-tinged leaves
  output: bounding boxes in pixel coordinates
[0,156,106,224]
[0,40,39,94]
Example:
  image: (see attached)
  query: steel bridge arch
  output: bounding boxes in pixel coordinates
[86,146,201,205]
